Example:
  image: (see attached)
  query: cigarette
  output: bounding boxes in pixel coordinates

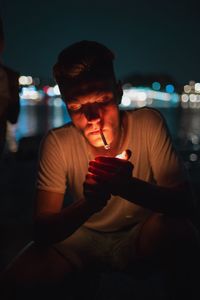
[100,129,110,150]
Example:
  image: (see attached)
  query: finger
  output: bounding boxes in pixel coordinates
[94,157,134,173]
[89,160,134,178]
[84,183,111,199]
[89,160,117,172]
[88,165,115,180]
[85,173,101,184]
[95,149,132,163]
[94,156,128,167]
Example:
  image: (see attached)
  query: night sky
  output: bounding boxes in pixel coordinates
[1,0,200,85]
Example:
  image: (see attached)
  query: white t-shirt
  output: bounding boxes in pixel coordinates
[37,107,185,231]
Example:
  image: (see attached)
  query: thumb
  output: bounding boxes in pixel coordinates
[115,149,132,160]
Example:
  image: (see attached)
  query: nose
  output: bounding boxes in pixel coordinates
[83,103,101,122]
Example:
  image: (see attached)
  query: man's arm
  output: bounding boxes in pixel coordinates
[115,177,195,217]
[88,157,195,217]
[33,190,95,245]
[33,175,110,245]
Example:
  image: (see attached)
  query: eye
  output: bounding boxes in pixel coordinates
[96,98,114,106]
[68,103,82,112]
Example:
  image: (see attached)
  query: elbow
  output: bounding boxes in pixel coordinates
[33,219,50,246]
[33,217,55,246]
[33,215,67,246]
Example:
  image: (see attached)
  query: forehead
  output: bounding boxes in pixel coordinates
[68,91,114,105]
[64,79,116,103]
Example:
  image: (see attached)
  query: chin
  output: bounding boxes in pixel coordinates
[85,136,102,148]
[91,141,104,148]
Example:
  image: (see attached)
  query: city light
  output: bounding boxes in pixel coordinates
[17,74,200,112]
[120,86,179,108]
[181,80,200,109]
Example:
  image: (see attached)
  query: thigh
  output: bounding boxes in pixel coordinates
[103,223,144,271]
[53,226,112,271]
[1,241,74,286]
[136,213,200,259]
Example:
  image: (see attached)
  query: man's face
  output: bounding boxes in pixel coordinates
[65,82,122,149]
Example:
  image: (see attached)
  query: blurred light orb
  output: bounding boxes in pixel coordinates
[27,76,33,85]
[189,153,198,162]
[191,134,199,145]
[171,93,179,103]
[121,95,131,106]
[189,94,197,102]
[47,87,55,97]
[165,84,174,93]
[181,94,189,102]
[53,98,63,107]
[195,83,200,92]
[184,85,191,93]
[137,92,147,101]
[152,82,161,91]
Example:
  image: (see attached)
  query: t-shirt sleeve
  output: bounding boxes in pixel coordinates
[36,130,67,193]
[147,109,186,187]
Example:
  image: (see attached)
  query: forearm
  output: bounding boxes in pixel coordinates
[33,198,95,245]
[117,177,194,217]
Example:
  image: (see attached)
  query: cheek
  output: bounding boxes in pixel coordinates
[104,107,120,127]
[70,114,87,131]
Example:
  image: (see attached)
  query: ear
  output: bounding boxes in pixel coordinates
[116,80,123,105]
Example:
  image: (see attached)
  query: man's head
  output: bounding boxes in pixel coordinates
[53,40,123,149]
[53,40,119,100]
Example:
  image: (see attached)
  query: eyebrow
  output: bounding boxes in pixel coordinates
[68,94,113,104]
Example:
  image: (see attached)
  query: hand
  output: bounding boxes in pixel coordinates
[83,172,111,213]
[88,151,134,196]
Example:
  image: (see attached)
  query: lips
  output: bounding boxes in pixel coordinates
[89,130,101,135]
[86,127,101,135]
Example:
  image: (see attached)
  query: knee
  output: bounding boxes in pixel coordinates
[137,213,200,258]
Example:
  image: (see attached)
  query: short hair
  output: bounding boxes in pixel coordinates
[53,40,116,100]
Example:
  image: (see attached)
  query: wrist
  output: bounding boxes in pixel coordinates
[83,197,101,215]
[111,177,133,196]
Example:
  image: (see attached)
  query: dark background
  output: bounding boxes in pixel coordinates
[1,0,200,85]
[1,2,200,296]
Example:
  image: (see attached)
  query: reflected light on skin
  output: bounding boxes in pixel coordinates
[116,149,132,160]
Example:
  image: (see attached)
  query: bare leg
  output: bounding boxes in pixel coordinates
[0,241,75,299]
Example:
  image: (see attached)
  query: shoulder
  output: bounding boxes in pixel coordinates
[126,107,165,128]
[40,122,81,149]
[51,122,81,140]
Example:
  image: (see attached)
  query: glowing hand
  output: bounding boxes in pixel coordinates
[88,149,133,196]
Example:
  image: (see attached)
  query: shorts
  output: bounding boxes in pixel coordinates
[53,223,143,272]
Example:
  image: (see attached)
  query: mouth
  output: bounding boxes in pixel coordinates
[89,129,101,135]
[86,128,110,149]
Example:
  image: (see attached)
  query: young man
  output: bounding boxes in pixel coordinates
[1,40,199,299]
